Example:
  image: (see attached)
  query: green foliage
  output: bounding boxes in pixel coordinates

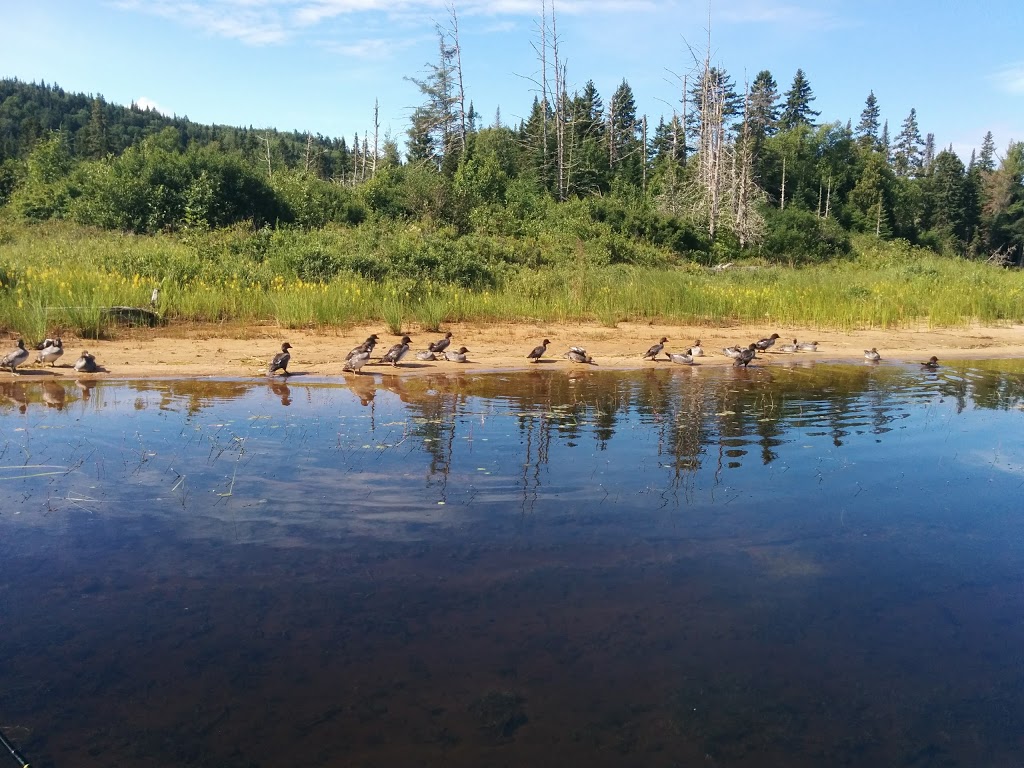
[760,206,851,264]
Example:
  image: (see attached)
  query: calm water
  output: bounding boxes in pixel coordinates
[2,361,1024,767]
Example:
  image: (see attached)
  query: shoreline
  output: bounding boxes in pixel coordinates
[3,320,1024,379]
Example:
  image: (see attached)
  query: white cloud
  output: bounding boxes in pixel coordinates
[135,96,170,114]
[992,63,1024,94]
[325,36,418,59]
[115,0,659,45]
[719,1,845,30]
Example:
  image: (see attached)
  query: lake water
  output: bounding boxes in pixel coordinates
[2,360,1024,767]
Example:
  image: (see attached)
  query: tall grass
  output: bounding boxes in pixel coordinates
[2,221,1023,342]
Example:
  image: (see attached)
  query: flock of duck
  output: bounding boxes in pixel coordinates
[259,331,940,377]
[1,333,940,376]
[0,338,99,374]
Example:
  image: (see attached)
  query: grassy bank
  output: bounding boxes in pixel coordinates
[2,220,1023,341]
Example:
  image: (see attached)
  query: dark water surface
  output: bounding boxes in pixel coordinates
[2,361,1024,767]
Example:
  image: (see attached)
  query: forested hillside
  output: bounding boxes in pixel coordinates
[1,36,1022,279]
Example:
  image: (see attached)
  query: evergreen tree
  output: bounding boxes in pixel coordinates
[922,133,935,172]
[855,91,880,150]
[879,120,891,160]
[747,70,780,142]
[608,79,642,185]
[892,108,923,177]
[978,131,996,171]
[921,149,974,247]
[778,69,820,131]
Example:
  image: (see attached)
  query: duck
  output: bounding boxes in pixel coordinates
[74,350,99,373]
[428,331,453,354]
[35,337,64,366]
[347,334,378,361]
[565,346,596,364]
[666,351,694,365]
[722,345,743,359]
[1,339,29,374]
[864,348,881,362]
[921,356,939,370]
[689,340,704,357]
[415,350,437,361]
[527,339,550,363]
[444,346,470,363]
[754,333,781,352]
[734,344,757,367]
[343,348,371,374]
[642,337,668,360]
[268,342,292,376]
[779,339,799,353]
[797,340,818,351]
[380,336,412,367]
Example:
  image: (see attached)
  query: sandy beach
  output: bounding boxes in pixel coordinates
[4,320,1023,379]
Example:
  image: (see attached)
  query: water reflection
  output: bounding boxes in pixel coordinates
[1,362,1024,767]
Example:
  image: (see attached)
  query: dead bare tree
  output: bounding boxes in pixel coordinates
[260,132,273,178]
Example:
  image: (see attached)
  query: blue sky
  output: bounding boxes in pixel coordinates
[2,0,1022,162]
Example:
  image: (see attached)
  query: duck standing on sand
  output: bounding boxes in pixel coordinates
[35,337,64,366]
[428,332,453,354]
[667,351,694,365]
[921,356,939,370]
[689,340,704,357]
[754,333,781,352]
[380,336,412,367]
[347,334,378,361]
[343,348,371,374]
[565,346,596,364]
[643,337,668,360]
[2,339,29,373]
[527,339,550,362]
[445,346,470,363]
[268,342,292,376]
[734,344,757,367]
[864,348,881,362]
[74,350,99,373]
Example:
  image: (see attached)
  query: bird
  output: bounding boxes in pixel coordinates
[74,350,99,373]
[921,356,939,369]
[428,331,453,353]
[796,340,819,351]
[150,287,160,308]
[380,336,412,366]
[864,348,881,362]
[666,351,694,365]
[689,340,704,357]
[1,339,29,374]
[444,346,470,363]
[268,342,292,376]
[754,333,781,352]
[734,344,757,367]
[779,339,799,353]
[347,334,378,361]
[35,337,64,366]
[415,350,437,361]
[643,337,668,360]
[722,345,743,359]
[527,339,550,362]
[565,346,596,364]
[343,348,371,374]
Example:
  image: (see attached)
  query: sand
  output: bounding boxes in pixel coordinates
[4,320,1024,379]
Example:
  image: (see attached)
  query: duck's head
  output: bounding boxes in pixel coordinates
[401,336,412,343]
[693,339,701,345]
[770,333,780,340]
[660,337,669,343]
[281,342,292,351]
[457,347,469,353]
[542,338,551,346]
[444,331,453,338]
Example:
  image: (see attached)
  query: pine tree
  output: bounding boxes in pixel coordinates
[978,131,996,171]
[880,120,891,160]
[922,133,935,173]
[608,79,642,185]
[778,69,820,131]
[747,70,779,142]
[855,91,880,150]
